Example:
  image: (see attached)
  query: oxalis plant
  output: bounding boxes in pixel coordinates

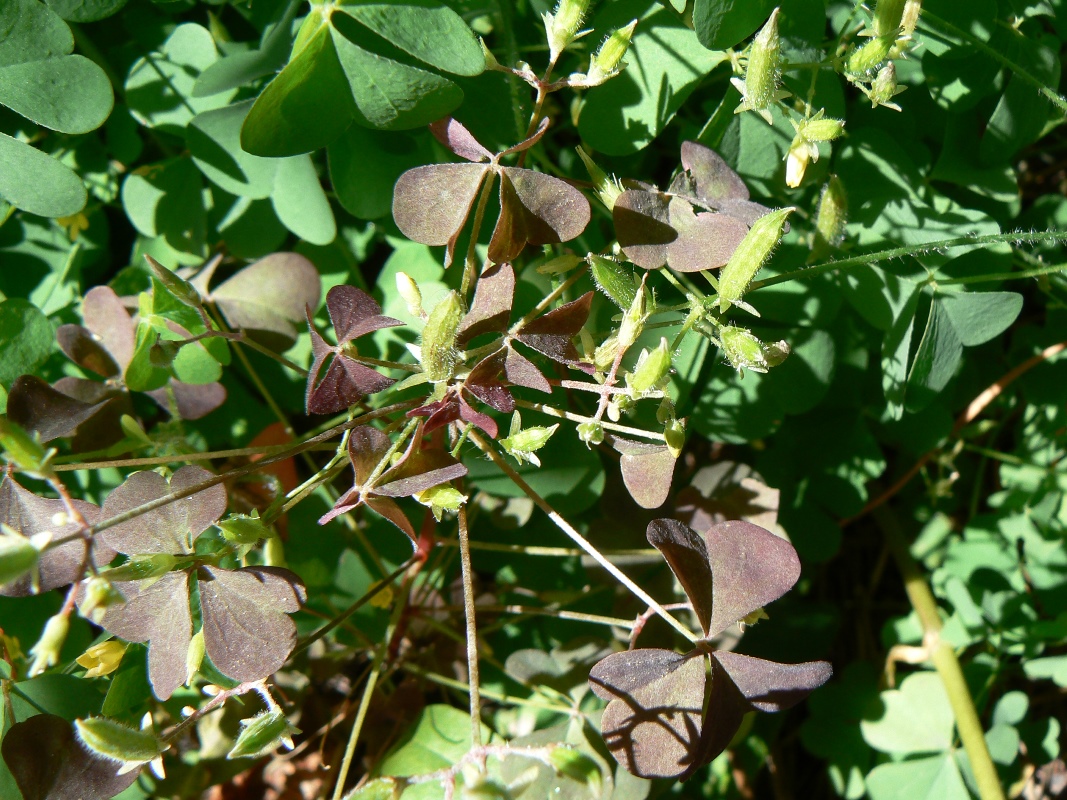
[1,0,1067,799]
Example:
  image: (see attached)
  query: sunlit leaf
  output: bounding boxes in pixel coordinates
[458,262,515,343]
[514,291,594,371]
[614,438,676,509]
[645,519,713,635]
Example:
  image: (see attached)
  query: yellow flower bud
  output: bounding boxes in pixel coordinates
[29,612,70,676]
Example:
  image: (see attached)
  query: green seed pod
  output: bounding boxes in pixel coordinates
[218,513,273,544]
[719,326,768,374]
[798,115,845,143]
[719,207,793,313]
[0,418,53,478]
[812,175,848,259]
[0,530,38,588]
[145,256,201,308]
[501,423,559,466]
[75,716,166,765]
[744,8,782,112]
[847,35,894,75]
[577,148,623,211]
[589,254,638,309]
[421,291,464,382]
[873,0,907,37]
[587,19,638,84]
[544,0,592,62]
[617,282,648,349]
[628,338,672,394]
[869,62,902,108]
[228,710,299,760]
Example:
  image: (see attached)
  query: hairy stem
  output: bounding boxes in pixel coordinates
[457,504,483,746]
[513,399,666,441]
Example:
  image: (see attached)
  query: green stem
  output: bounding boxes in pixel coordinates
[751,230,1067,291]
[462,175,498,298]
[920,10,1067,115]
[329,578,408,800]
[512,399,666,441]
[53,443,335,471]
[938,260,1067,285]
[401,663,573,714]
[457,504,482,746]
[873,505,1005,800]
[468,429,697,643]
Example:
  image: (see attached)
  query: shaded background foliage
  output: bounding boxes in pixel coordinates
[1,0,1067,798]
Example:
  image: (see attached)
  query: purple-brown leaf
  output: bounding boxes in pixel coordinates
[677,141,749,205]
[1,714,140,800]
[56,325,119,378]
[614,438,677,510]
[5,375,112,444]
[504,346,551,392]
[457,262,515,343]
[98,571,191,701]
[306,355,396,415]
[514,291,594,372]
[614,189,675,269]
[645,519,713,636]
[326,285,402,344]
[666,199,750,273]
[430,117,492,162]
[392,162,490,263]
[498,166,590,250]
[98,466,227,557]
[82,286,136,375]
[0,476,108,597]
[705,520,801,638]
[211,252,322,342]
[197,566,305,683]
[711,651,832,713]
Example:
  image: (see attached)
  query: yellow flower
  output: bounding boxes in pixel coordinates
[76,640,128,678]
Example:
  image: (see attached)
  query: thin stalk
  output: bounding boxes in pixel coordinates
[330,575,409,800]
[462,176,498,298]
[476,604,635,628]
[402,663,573,714]
[456,504,483,746]
[873,505,1005,800]
[751,231,1067,291]
[53,443,335,471]
[937,260,1067,285]
[513,399,666,441]
[468,429,697,643]
[920,10,1067,115]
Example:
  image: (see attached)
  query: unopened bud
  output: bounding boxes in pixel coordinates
[744,8,782,113]
[396,272,424,318]
[869,62,904,109]
[898,0,922,41]
[228,710,299,760]
[797,114,845,143]
[0,528,39,588]
[29,612,70,675]
[421,291,464,382]
[577,421,604,446]
[145,256,200,307]
[627,338,671,394]
[577,148,623,211]
[186,630,205,682]
[480,38,501,71]
[81,576,125,620]
[719,207,793,313]
[847,35,894,75]
[617,282,648,349]
[149,340,180,368]
[664,417,686,459]
[501,422,558,467]
[415,484,468,520]
[587,19,637,84]
[764,340,791,367]
[544,0,591,62]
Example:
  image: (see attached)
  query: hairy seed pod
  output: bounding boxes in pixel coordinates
[421,291,464,382]
[744,8,782,111]
[719,207,793,313]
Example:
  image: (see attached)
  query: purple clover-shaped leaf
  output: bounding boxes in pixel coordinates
[614,142,777,274]
[99,571,192,701]
[94,467,304,698]
[1,714,140,800]
[320,426,467,541]
[457,262,515,344]
[5,375,115,445]
[197,565,306,683]
[611,437,678,510]
[588,518,831,779]
[513,291,595,373]
[0,475,111,598]
[305,285,401,415]
[393,117,590,268]
[98,466,227,557]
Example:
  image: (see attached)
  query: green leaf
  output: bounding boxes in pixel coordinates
[378,705,491,777]
[327,125,431,219]
[905,299,963,413]
[125,23,236,134]
[693,0,777,49]
[43,0,128,23]
[1024,655,1067,686]
[270,154,337,245]
[548,746,604,793]
[0,132,86,217]
[344,777,405,800]
[189,100,279,199]
[0,299,53,389]
[865,753,971,800]
[579,0,725,155]
[192,0,298,97]
[0,532,39,588]
[74,716,165,765]
[939,291,1023,346]
[121,158,206,257]
[861,671,955,755]
[0,54,113,134]
[0,0,73,67]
